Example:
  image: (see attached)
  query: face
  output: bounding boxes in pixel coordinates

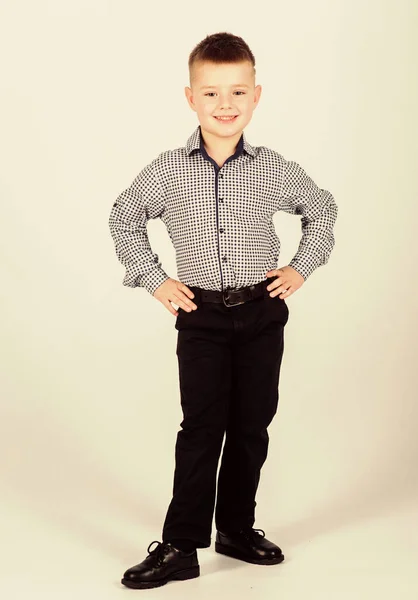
[185,60,261,140]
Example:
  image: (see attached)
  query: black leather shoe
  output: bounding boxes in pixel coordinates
[215,528,285,565]
[121,540,200,589]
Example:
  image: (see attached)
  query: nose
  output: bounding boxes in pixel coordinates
[217,92,234,108]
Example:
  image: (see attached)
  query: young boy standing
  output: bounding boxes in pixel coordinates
[109,32,338,589]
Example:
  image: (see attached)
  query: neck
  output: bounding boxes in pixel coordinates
[200,126,242,158]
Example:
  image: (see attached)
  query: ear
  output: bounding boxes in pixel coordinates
[253,84,262,108]
[184,87,196,112]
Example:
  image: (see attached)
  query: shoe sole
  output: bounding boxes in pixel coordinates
[215,542,285,565]
[121,565,200,589]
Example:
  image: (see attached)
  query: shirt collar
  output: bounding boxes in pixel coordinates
[185,124,256,158]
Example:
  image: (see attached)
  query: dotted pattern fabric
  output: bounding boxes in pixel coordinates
[108,125,338,296]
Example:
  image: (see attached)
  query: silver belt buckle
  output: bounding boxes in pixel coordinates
[222,287,247,307]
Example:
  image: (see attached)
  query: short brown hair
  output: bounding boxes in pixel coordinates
[188,32,256,85]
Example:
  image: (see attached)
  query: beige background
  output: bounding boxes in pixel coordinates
[1,0,417,598]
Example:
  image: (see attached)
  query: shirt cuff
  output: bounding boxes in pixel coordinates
[123,267,170,296]
[140,269,171,296]
[288,254,322,280]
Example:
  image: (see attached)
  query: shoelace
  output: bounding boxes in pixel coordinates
[147,540,171,567]
[241,527,266,541]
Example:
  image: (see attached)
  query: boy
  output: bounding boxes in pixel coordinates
[108,32,338,589]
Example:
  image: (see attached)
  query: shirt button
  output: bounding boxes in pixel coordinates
[222,256,227,262]
[219,198,224,203]
[219,173,224,178]
[219,228,224,233]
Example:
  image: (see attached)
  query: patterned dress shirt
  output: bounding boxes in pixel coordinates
[108,125,338,296]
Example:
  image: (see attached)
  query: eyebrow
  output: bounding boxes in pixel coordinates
[199,84,250,90]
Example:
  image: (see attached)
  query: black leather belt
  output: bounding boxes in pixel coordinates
[189,278,270,308]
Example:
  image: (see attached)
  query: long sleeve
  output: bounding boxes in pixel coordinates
[108,159,170,296]
[278,159,338,280]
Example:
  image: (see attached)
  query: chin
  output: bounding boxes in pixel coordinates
[202,120,244,134]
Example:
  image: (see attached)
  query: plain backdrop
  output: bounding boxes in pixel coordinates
[1,0,417,598]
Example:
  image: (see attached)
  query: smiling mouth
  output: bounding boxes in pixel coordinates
[214,115,238,121]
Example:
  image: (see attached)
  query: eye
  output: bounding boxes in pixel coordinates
[204,91,246,97]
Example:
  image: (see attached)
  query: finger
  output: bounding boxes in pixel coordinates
[172,293,197,311]
[270,284,289,297]
[279,287,293,299]
[178,283,195,300]
[163,299,178,316]
[267,276,288,292]
[177,293,197,310]
[266,278,280,291]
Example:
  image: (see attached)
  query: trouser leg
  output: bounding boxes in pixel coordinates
[215,297,288,532]
[162,310,232,548]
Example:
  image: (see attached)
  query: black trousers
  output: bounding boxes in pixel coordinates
[161,277,289,548]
